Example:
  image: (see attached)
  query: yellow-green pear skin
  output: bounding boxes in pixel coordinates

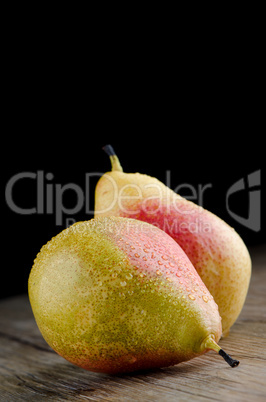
[29,217,238,374]
[94,146,252,336]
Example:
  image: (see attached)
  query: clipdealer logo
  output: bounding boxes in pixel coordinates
[5,169,261,231]
[5,171,101,226]
[226,170,261,232]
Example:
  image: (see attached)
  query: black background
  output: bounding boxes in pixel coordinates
[2,35,265,300]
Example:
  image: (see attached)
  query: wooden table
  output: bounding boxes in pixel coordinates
[1,245,265,401]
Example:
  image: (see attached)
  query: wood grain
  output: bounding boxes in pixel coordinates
[0,244,265,401]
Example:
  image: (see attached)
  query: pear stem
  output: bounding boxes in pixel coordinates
[204,336,239,368]
[218,349,240,368]
[102,145,123,172]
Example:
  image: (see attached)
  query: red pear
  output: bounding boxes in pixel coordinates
[94,145,251,335]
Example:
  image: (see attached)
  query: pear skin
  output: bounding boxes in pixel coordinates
[28,217,239,374]
[94,145,252,336]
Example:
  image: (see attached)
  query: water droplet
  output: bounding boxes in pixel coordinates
[166,277,173,282]
[188,294,195,300]
[156,270,162,276]
[162,255,168,260]
[143,249,149,253]
[98,281,102,286]
[135,253,140,258]
[169,262,175,267]
[130,245,135,249]
[120,281,127,287]
[158,261,163,265]
[112,273,117,278]
[126,273,133,280]
[151,253,156,259]
[143,256,147,261]
[176,272,181,277]
[202,295,208,303]
[128,355,137,363]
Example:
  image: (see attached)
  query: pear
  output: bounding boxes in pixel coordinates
[94,145,252,336]
[28,216,239,374]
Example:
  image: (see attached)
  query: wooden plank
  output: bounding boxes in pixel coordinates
[0,244,265,401]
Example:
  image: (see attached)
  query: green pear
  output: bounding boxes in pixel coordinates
[94,145,252,336]
[28,216,239,374]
